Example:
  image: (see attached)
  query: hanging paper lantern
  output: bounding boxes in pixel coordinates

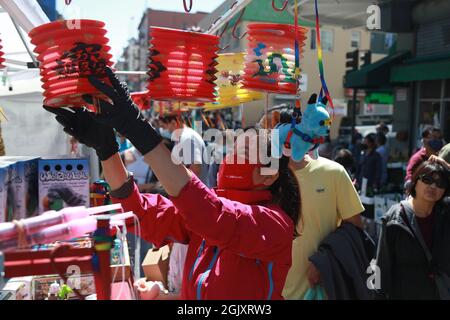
[147,27,219,103]
[0,37,5,69]
[29,20,114,108]
[131,91,151,110]
[242,23,308,95]
[213,53,262,108]
[184,53,262,111]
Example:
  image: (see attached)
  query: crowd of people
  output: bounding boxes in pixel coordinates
[46,67,449,300]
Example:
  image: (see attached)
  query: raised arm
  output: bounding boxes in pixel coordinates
[43,107,190,246]
[83,67,191,197]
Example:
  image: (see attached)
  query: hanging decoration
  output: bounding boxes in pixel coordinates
[314,0,334,110]
[277,0,333,163]
[29,20,114,108]
[242,23,308,95]
[147,27,219,103]
[183,0,193,12]
[272,0,289,12]
[0,37,5,69]
[200,52,262,110]
[130,91,151,111]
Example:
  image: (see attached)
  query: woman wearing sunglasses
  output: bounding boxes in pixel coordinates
[375,159,450,299]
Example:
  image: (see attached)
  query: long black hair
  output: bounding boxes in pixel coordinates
[269,156,301,238]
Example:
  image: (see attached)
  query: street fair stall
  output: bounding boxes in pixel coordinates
[0,0,339,301]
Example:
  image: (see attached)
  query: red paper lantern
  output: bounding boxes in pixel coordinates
[0,37,5,69]
[242,23,308,95]
[147,27,219,103]
[131,91,151,110]
[29,20,114,108]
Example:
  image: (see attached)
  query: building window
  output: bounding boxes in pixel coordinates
[371,32,397,54]
[351,31,361,48]
[416,80,450,143]
[311,30,334,52]
[421,80,441,99]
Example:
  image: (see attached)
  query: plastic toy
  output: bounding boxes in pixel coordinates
[273,94,331,162]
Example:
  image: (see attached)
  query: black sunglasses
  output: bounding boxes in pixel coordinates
[419,174,448,189]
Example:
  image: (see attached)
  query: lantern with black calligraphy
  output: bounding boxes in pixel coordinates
[29,20,114,108]
[0,37,5,69]
[242,23,308,95]
[147,27,219,103]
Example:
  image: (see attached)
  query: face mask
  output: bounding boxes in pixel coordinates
[159,128,172,140]
[428,139,444,152]
[217,156,266,191]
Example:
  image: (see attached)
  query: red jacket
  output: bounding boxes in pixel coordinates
[111,175,294,300]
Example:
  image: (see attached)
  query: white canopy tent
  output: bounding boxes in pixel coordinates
[0,1,69,157]
[290,0,379,29]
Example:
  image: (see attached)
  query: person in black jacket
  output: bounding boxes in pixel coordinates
[375,159,450,300]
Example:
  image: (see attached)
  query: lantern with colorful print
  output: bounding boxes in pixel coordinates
[147,27,219,103]
[29,20,114,108]
[242,23,308,95]
[213,52,262,108]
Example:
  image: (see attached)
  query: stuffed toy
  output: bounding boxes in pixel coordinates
[273,94,331,162]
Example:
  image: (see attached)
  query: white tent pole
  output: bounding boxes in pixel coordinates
[10,16,39,68]
[0,0,49,33]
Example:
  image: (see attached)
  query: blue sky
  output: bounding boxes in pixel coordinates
[56,0,226,62]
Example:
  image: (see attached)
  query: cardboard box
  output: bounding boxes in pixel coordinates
[1,161,15,223]
[0,157,39,220]
[0,162,11,223]
[38,157,90,213]
[142,246,170,288]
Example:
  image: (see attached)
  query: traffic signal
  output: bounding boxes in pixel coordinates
[361,50,372,67]
[346,50,359,73]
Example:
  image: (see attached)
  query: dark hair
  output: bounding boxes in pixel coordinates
[159,115,178,124]
[269,156,301,238]
[407,161,450,199]
[365,133,377,145]
[376,132,387,146]
[334,148,354,170]
[257,133,301,237]
[422,126,434,139]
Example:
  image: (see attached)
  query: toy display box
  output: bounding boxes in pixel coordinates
[31,274,96,300]
[0,162,11,223]
[0,277,33,300]
[38,157,90,213]
[0,157,39,221]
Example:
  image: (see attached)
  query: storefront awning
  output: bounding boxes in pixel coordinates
[391,56,450,83]
[344,51,410,89]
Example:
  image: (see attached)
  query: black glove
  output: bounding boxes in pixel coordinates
[44,106,119,161]
[83,67,162,156]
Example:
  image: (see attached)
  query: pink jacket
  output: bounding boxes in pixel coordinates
[111,175,294,300]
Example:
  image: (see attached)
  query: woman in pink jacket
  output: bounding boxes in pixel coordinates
[45,67,301,300]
